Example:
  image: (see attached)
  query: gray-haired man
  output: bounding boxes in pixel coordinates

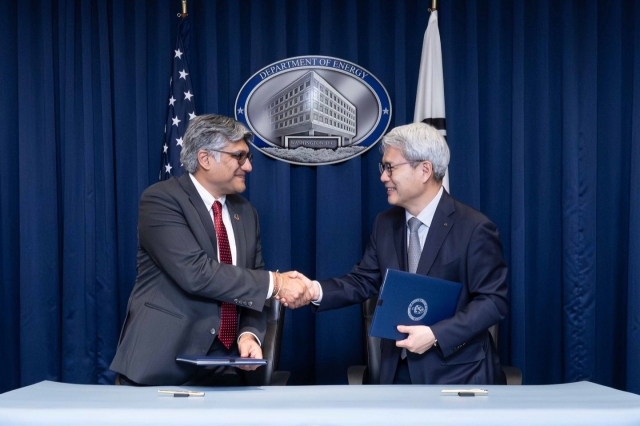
[288,122,509,385]
[111,114,309,386]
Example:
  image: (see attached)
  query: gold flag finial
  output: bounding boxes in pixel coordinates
[429,0,437,12]
[180,0,188,18]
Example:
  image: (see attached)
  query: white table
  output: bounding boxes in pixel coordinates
[1,381,639,425]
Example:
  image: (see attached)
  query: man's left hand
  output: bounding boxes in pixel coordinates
[237,334,263,371]
[395,325,436,354]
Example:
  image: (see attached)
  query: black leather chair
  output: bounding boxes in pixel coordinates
[347,295,522,385]
[115,298,290,386]
[488,323,522,385]
[348,296,382,385]
[245,298,290,386]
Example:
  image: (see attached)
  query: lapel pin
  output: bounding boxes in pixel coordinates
[444,223,448,227]
[234,214,240,221]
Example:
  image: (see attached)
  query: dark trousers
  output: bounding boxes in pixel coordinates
[392,357,412,384]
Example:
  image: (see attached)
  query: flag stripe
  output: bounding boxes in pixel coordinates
[421,117,446,130]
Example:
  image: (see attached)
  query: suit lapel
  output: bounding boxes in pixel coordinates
[226,197,246,268]
[392,208,408,272]
[177,174,218,256]
[416,190,455,275]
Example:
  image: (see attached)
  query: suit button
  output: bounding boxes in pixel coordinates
[248,301,252,307]
[210,328,216,335]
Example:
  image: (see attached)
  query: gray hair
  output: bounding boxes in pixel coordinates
[180,114,253,173]
[380,122,450,182]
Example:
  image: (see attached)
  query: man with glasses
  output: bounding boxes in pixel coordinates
[111,114,311,386]
[287,122,509,385]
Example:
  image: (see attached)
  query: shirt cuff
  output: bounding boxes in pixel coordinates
[311,280,323,305]
[237,331,261,347]
[266,272,274,299]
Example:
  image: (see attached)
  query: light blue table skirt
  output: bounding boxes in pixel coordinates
[1,380,639,425]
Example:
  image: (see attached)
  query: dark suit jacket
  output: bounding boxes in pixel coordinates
[110,174,271,385]
[318,190,508,385]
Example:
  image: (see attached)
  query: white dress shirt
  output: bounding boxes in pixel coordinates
[190,174,237,263]
[405,186,444,252]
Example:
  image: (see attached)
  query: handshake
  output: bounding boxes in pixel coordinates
[272,271,320,309]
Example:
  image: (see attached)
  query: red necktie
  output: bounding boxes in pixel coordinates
[212,201,237,349]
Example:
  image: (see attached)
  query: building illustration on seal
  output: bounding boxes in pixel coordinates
[236,55,392,165]
[265,71,356,149]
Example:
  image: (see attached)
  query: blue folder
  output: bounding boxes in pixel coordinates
[176,356,267,367]
[369,269,463,341]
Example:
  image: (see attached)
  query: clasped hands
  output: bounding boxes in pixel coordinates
[273,271,319,308]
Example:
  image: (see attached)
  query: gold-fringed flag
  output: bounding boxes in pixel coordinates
[414,10,449,192]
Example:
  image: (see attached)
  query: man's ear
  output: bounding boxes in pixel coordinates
[197,150,210,171]
[422,161,433,183]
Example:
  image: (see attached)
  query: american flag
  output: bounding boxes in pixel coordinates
[160,17,196,180]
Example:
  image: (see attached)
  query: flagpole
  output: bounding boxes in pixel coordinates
[429,0,437,12]
[179,0,188,18]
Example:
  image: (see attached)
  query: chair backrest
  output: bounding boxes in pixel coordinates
[362,296,381,384]
[245,298,286,385]
[488,323,499,349]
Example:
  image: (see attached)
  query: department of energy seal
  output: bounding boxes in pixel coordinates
[408,298,428,321]
[235,56,392,166]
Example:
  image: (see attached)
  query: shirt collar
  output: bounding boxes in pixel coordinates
[189,173,226,211]
[405,186,444,228]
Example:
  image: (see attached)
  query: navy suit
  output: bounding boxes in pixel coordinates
[318,190,508,384]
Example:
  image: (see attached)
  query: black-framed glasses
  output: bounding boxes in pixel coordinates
[378,161,424,177]
[209,149,254,165]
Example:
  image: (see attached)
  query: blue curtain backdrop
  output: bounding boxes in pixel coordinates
[1,0,639,394]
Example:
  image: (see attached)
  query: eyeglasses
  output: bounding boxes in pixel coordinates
[378,161,424,177]
[209,149,254,166]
